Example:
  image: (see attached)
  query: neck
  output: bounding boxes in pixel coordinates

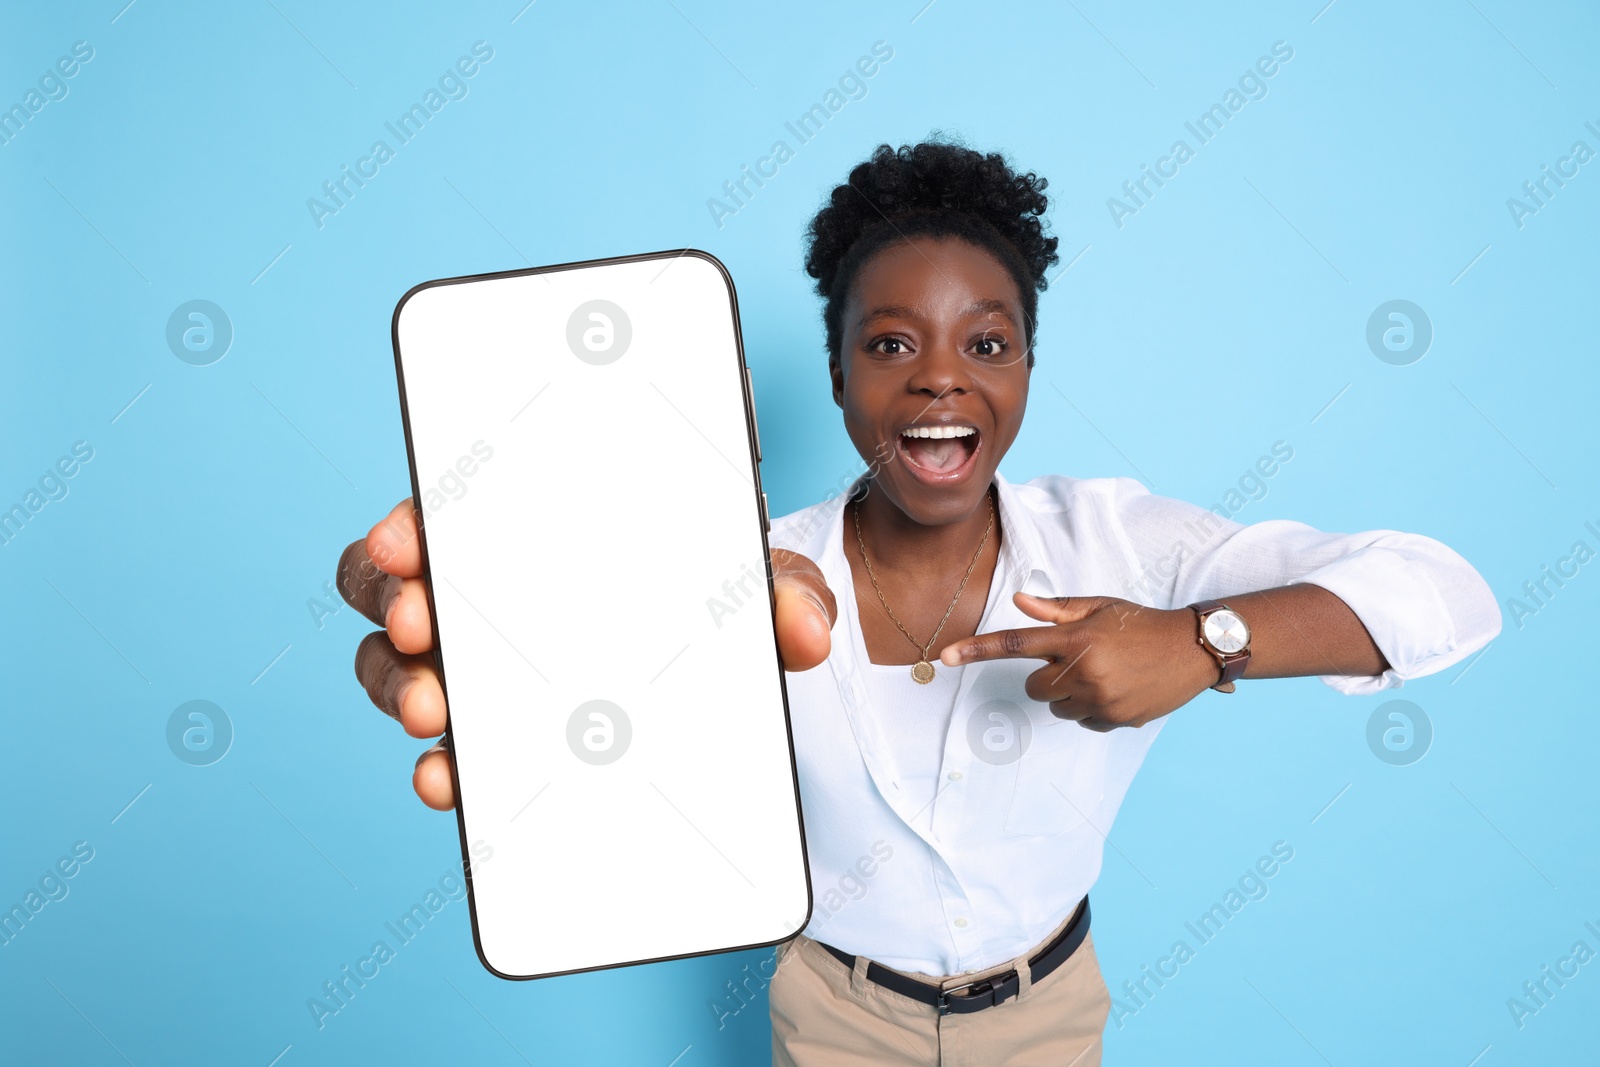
[855,481,998,576]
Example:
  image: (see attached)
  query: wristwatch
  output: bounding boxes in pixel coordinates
[1188,599,1251,693]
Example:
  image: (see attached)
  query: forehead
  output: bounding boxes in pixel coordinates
[847,236,1022,318]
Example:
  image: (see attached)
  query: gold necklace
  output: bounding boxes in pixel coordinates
[853,492,995,684]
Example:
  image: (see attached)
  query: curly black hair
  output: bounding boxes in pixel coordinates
[803,138,1060,373]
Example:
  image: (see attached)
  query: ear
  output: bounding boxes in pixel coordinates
[830,354,845,409]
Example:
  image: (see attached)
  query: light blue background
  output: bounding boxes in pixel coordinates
[3,1,1595,1064]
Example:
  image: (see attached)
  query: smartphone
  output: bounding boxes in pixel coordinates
[390,250,811,980]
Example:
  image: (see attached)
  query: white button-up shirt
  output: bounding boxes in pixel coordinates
[769,470,1501,975]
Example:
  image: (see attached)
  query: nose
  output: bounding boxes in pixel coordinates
[904,338,972,398]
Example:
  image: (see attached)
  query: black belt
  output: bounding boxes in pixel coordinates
[815,897,1090,1016]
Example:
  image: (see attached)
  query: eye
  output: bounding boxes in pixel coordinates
[869,336,909,356]
[973,335,1008,357]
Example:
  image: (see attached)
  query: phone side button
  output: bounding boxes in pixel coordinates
[762,492,770,533]
[746,368,761,464]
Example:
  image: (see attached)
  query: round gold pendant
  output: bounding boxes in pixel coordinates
[911,660,936,684]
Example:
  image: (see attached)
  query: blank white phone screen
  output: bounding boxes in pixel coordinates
[392,251,810,980]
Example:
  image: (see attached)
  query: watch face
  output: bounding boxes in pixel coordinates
[1203,609,1250,654]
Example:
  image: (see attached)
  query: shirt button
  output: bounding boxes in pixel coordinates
[954,918,969,928]
[948,771,963,781]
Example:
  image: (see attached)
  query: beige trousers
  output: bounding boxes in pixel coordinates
[769,909,1111,1066]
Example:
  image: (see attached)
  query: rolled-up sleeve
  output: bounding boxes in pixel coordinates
[1110,478,1502,695]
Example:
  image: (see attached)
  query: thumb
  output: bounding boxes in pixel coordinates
[1014,592,1114,625]
[772,549,836,672]
[774,583,832,671]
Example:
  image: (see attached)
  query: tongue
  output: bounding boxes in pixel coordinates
[905,436,968,472]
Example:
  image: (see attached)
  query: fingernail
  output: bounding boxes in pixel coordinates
[802,590,834,629]
[415,739,447,770]
[942,647,962,666]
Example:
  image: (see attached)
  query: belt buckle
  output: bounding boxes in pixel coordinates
[936,972,1008,1015]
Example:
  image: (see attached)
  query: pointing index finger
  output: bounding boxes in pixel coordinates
[941,624,1079,667]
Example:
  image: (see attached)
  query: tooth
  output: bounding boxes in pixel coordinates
[901,425,979,438]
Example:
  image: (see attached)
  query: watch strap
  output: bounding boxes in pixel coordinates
[1188,599,1251,693]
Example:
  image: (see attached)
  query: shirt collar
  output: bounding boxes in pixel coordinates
[991,469,1057,596]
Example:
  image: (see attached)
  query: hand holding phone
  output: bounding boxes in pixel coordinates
[339,509,838,811]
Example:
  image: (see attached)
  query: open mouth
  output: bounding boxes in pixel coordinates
[897,424,981,482]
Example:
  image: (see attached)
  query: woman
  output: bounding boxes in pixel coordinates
[338,140,1500,1065]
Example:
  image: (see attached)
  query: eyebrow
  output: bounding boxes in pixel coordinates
[857,299,1017,329]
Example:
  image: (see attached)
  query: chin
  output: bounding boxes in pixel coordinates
[878,469,995,527]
